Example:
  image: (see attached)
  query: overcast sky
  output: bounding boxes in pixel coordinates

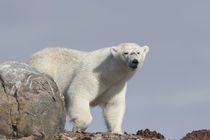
[0,0,210,139]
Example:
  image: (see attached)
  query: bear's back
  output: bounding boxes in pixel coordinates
[28,48,87,93]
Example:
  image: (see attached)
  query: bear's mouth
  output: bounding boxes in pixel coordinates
[129,64,138,70]
[129,59,139,70]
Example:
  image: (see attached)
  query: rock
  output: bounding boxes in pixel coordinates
[136,129,165,139]
[16,135,35,140]
[181,129,210,140]
[60,130,167,140]
[0,62,66,139]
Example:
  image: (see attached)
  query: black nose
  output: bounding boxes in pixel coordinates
[132,59,139,65]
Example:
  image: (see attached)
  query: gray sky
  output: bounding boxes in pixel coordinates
[0,0,210,139]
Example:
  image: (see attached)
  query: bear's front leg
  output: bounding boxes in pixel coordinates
[102,83,127,134]
[66,74,101,132]
[67,96,93,132]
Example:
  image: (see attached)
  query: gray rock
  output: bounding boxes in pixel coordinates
[0,62,66,139]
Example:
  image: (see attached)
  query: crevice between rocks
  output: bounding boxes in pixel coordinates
[12,125,18,137]
[0,75,7,94]
[12,89,20,137]
[14,89,20,113]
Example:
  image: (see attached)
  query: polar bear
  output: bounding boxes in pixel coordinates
[28,43,149,134]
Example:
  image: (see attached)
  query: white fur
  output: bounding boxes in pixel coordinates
[28,43,149,134]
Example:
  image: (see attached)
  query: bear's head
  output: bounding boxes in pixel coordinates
[111,43,149,71]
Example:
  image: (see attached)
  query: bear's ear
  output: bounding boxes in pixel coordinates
[111,47,118,54]
[143,46,149,54]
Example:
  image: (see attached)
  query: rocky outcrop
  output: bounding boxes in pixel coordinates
[0,129,168,140]
[136,129,165,139]
[58,129,167,140]
[181,129,210,140]
[0,62,66,139]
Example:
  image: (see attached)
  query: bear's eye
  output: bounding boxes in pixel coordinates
[137,52,140,54]
[124,52,128,55]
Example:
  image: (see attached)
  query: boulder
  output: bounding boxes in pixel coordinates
[0,62,66,139]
